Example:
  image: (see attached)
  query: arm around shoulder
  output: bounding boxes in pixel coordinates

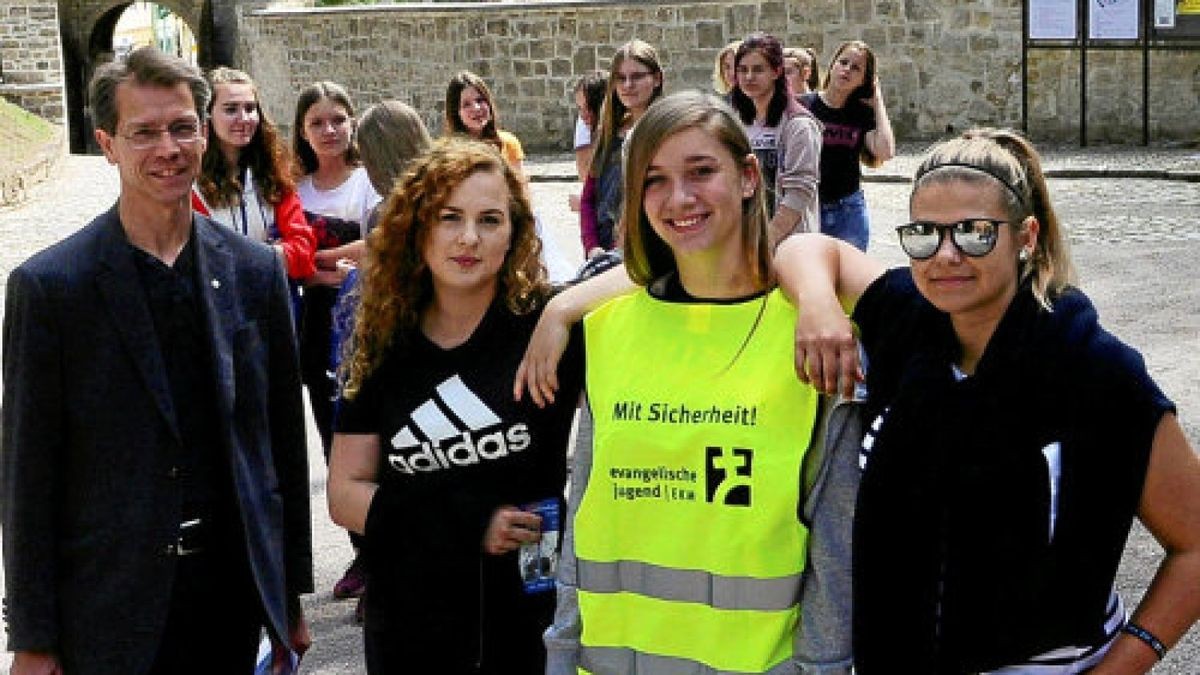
[515,265,637,407]
[773,234,883,395]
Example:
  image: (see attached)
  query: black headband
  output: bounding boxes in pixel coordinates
[914,161,1028,208]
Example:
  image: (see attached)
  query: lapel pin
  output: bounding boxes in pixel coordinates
[211,278,221,289]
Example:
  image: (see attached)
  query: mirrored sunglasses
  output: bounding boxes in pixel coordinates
[896,219,1008,260]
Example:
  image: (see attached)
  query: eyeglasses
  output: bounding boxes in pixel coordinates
[896,219,1008,260]
[118,121,203,150]
[615,70,654,86]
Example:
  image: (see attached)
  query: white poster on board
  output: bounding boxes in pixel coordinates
[1089,0,1140,39]
[1154,0,1176,28]
[1030,0,1077,39]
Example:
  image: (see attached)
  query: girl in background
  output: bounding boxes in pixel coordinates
[572,69,609,183]
[711,39,741,96]
[292,80,381,602]
[730,32,822,246]
[580,39,664,259]
[192,67,315,281]
[357,100,432,227]
[444,70,526,178]
[783,46,820,99]
[800,40,895,251]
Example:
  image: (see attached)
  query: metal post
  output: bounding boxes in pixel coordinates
[1142,0,1151,145]
[1022,0,1029,134]
[1080,0,1088,147]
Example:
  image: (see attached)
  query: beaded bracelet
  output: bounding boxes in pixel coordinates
[1122,621,1167,660]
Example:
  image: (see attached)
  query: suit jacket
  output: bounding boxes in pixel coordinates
[1,206,314,674]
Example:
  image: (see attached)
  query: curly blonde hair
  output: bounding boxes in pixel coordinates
[342,137,547,398]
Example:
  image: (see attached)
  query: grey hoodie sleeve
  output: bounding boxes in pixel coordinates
[794,396,864,673]
[544,402,595,675]
[776,113,823,235]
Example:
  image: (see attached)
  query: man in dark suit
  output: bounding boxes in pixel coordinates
[1,47,312,674]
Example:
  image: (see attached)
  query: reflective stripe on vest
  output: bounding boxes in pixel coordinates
[581,645,801,675]
[578,289,819,674]
[577,559,802,611]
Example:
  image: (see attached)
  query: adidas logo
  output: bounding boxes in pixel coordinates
[387,375,531,475]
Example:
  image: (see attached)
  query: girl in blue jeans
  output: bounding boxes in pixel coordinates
[800,40,895,250]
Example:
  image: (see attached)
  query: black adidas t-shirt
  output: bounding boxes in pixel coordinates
[337,300,584,667]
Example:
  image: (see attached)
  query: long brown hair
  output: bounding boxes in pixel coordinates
[342,137,547,397]
[292,81,361,175]
[197,67,295,207]
[443,71,502,150]
[621,90,771,291]
[589,39,664,179]
[821,40,883,168]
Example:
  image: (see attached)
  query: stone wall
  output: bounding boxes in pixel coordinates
[0,0,66,124]
[241,0,1041,151]
[1028,47,1200,144]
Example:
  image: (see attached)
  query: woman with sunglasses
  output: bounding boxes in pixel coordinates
[775,129,1200,673]
[579,39,664,259]
[533,90,858,674]
[799,40,895,251]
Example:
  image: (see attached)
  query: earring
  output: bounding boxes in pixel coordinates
[1019,249,1030,263]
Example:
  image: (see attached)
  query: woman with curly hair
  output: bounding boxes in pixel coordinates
[327,137,584,673]
[192,67,316,280]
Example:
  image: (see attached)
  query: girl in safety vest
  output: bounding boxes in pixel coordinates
[519,90,860,674]
[328,138,585,673]
[775,129,1200,672]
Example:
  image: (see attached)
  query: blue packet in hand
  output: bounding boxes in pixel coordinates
[519,498,560,594]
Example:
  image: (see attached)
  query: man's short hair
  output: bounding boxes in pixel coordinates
[88,46,210,134]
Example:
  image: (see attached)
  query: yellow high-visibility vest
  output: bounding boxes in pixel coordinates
[577,288,820,674]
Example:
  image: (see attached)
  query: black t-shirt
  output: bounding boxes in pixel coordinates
[800,92,876,203]
[337,299,584,669]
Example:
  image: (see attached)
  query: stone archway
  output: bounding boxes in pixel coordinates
[58,0,241,153]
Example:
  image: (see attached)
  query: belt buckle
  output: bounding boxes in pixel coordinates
[169,518,204,557]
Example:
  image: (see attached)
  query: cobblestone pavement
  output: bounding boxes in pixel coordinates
[0,153,1197,673]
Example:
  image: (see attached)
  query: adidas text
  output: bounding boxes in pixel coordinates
[388,424,531,474]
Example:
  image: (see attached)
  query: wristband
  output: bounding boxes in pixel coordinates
[1122,621,1166,660]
